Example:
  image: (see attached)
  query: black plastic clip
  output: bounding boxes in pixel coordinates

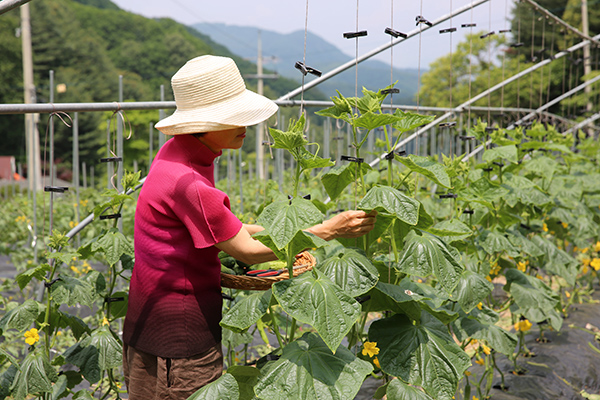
[104,296,125,303]
[493,161,504,167]
[355,295,371,304]
[510,42,524,48]
[262,141,274,146]
[100,213,121,220]
[480,31,495,39]
[332,136,345,141]
[381,88,400,95]
[439,27,457,34]
[461,23,477,28]
[520,223,531,230]
[485,127,498,133]
[439,193,457,199]
[459,135,476,140]
[483,167,494,172]
[303,194,311,200]
[499,29,512,33]
[343,30,368,39]
[100,157,122,163]
[44,186,69,193]
[341,155,364,163]
[221,293,234,301]
[384,27,407,38]
[294,61,322,77]
[415,15,432,27]
[438,122,457,128]
[44,278,60,288]
[462,209,474,215]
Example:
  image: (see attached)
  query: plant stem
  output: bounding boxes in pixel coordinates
[289,318,297,343]
[270,305,285,348]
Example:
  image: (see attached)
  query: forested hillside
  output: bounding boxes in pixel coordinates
[0,0,312,177]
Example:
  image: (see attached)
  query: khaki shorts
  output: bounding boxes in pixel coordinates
[123,343,223,400]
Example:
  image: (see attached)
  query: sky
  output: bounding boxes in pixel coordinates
[111,0,517,69]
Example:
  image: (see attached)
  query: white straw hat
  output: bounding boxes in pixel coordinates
[155,55,278,135]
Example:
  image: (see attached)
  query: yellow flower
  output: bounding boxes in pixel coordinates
[517,261,527,272]
[583,264,590,274]
[465,370,472,376]
[480,343,491,355]
[543,223,548,232]
[362,341,380,358]
[473,396,480,400]
[485,275,492,282]
[536,274,543,279]
[474,358,485,365]
[595,241,600,252]
[565,291,571,298]
[582,247,589,254]
[592,258,600,271]
[80,199,89,208]
[583,258,592,267]
[24,328,39,345]
[562,222,568,229]
[376,237,382,243]
[102,317,109,326]
[476,302,483,310]
[514,319,532,332]
[71,266,80,275]
[373,357,381,368]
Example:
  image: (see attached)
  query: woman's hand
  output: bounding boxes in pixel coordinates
[307,210,377,241]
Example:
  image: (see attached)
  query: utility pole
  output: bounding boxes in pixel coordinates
[21,2,42,192]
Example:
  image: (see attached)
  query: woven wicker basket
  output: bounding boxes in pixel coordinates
[220,251,316,291]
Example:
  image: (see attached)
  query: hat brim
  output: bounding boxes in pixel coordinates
[155,89,278,135]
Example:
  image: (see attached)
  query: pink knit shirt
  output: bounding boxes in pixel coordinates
[123,134,242,358]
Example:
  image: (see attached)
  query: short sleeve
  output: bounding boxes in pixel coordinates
[173,175,243,249]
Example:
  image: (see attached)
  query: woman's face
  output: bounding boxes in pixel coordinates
[197,127,247,153]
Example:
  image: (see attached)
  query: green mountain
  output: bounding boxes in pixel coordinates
[0,0,309,178]
[192,22,420,104]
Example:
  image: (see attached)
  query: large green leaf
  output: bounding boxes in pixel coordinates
[397,233,463,293]
[63,326,122,384]
[227,366,260,400]
[315,91,353,120]
[369,313,471,400]
[502,173,552,208]
[269,116,308,151]
[482,144,518,164]
[396,155,451,188]
[272,269,361,352]
[523,155,557,181]
[15,264,52,290]
[221,290,272,333]
[386,379,435,400]
[257,198,323,250]
[478,229,520,258]
[353,112,402,132]
[187,373,240,400]
[504,269,560,321]
[392,110,436,133]
[0,299,42,332]
[453,270,494,313]
[452,308,518,356]
[11,350,57,400]
[506,230,544,258]
[50,276,95,308]
[91,228,134,266]
[57,311,91,341]
[426,219,473,244]
[254,332,373,400]
[318,248,379,297]
[358,185,420,226]
[321,162,371,201]
[367,281,457,324]
[458,177,509,209]
[297,147,335,170]
[531,236,578,285]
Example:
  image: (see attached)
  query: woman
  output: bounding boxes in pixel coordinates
[122,55,376,399]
